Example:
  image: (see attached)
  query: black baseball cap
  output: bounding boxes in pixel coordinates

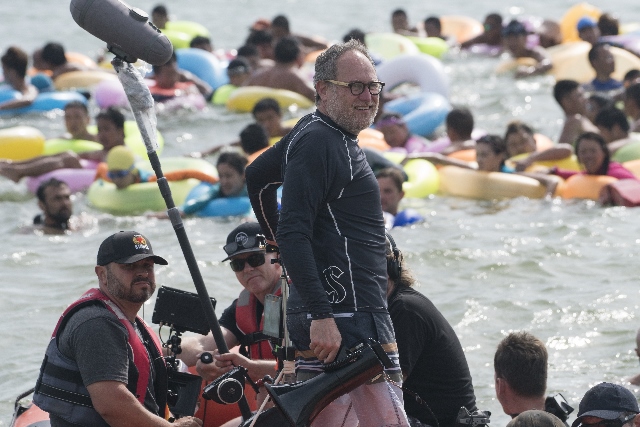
[503,20,528,36]
[97,231,168,266]
[571,383,639,427]
[221,222,266,261]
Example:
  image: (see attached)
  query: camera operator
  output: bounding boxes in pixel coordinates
[178,223,281,405]
[33,231,202,427]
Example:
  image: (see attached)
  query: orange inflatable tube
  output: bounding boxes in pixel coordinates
[95,163,218,184]
[559,174,618,200]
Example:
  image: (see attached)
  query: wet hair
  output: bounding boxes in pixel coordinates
[476,134,507,157]
[494,332,547,398]
[445,108,474,139]
[376,167,405,192]
[274,36,300,63]
[246,30,273,47]
[237,45,258,59]
[314,39,375,103]
[575,131,610,175]
[252,97,281,116]
[553,79,580,106]
[598,13,619,36]
[64,100,89,114]
[1,46,29,78]
[217,151,248,175]
[151,5,168,17]
[227,57,250,75]
[343,29,366,44]
[626,83,640,108]
[36,178,68,203]
[424,16,442,32]
[502,20,527,36]
[190,36,212,49]
[96,107,125,130]
[271,15,290,32]
[239,123,269,155]
[385,238,415,288]
[392,9,407,18]
[152,52,177,75]
[504,120,534,141]
[485,13,503,28]
[41,42,67,67]
[594,107,630,132]
[588,42,608,64]
[624,69,640,85]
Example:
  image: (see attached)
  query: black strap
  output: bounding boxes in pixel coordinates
[237,331,270,346]
[36,382,94,408]
[42,362,84,384]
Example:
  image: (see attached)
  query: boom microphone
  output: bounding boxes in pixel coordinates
[70,0,173,65]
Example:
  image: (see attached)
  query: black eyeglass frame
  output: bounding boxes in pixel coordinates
[324,79,385,96]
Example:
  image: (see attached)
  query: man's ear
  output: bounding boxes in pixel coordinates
[95,265,107,286]
[37,200,45,212]
[316,80,329,102]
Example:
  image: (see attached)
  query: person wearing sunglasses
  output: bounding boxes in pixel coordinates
[177,223,282,413]
[246,39,410,426]
[102,146,153,190]
[571,383,639,427]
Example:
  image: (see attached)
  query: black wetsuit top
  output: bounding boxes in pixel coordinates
[246,110,388,318]
[388,286,477,427]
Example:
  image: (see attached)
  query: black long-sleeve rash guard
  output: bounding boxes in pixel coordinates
[246,111,389,318]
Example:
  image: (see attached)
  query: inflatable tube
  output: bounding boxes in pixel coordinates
[93,78,128,109]
[611,140,640,163]
[226,86,314,113]
[494,57,538,75]
[358,128,390,151]
[365,33,420,60]
[601,34,640,57]
[163,21,211,49]
[393,209,424,227]
[382,151,439,198]
[547,42,640,83]
[438,166,547,199]
[376,54,449,99]
[383,92,451,137]
[43,138,102,155]
[559,174,617,200]
[507,153,582,172]
[53,70,118,91]
[211,84,236,105]
[623,159,640,178]
[464,43,503,57]
[176,48,229,90]
[87,121,165,159]
[0,126,45,160]
[183,182,252,217]
[405,36,449,58]
[440,15,484,44]
[560,3,601,43]
[0,90,87,115]
[26,167,97,194]
[66,51,98,69]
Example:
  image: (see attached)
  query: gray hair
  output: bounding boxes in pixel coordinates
[313,39,375,104]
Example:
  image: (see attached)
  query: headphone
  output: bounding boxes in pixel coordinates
[385,231,402,281]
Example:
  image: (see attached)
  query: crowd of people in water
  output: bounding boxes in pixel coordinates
[4,5,640,426]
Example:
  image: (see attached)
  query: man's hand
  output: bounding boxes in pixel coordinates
[309,318,342,363]
[172,417,202,426]
[195,350,240,381]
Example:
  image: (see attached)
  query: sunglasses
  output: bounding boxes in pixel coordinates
[229,253,266,272]
[107,165,135,180]
[223,235,265,256]
[578,414,637,427]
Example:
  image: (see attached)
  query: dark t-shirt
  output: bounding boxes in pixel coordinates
[50,304,159,427]
[388,286,476,427]
[246,110,388,317]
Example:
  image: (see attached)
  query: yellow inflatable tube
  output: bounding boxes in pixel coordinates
[506,153,582,172]
[364,33,420,60]
[560,3,601,43]
[0,126,45,161]
[438,166,548,200]
[226,86,314,113]
[53,70,118,91]
[382,151,440,198]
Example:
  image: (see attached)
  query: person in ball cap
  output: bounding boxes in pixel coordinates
[577,17,601,45]
[33,231,203,427]
[571,383,639,427]
[177,222,281,419]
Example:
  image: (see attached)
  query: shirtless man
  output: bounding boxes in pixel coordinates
[0,46,38,111]
[391,8,420,37]
[37,42,87,80]
[553,79,598,144]
[31,178,74,234]
[63,101,98,142]
[270,14,329,52]
[460,13,503,49]
[243,36,315,101]
[502,20,552,78]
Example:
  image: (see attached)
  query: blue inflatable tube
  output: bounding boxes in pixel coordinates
[176,48,229,90]
[393,209,424,227]
[384,92,451,137]
[183,182,252,217]
[0,89,87,115]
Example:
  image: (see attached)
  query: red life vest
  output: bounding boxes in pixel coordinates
[235,286,281,360]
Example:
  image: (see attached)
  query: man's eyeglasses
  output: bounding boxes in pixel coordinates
[223,235,265,256]
[325,80,385,96]
[107,165,135,180]
[229,253,266,272]
[578,414,637,427]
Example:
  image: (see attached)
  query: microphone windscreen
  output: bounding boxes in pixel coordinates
[70,0,173,66]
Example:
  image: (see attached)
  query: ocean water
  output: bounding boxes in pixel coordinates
[2,0,640,425]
